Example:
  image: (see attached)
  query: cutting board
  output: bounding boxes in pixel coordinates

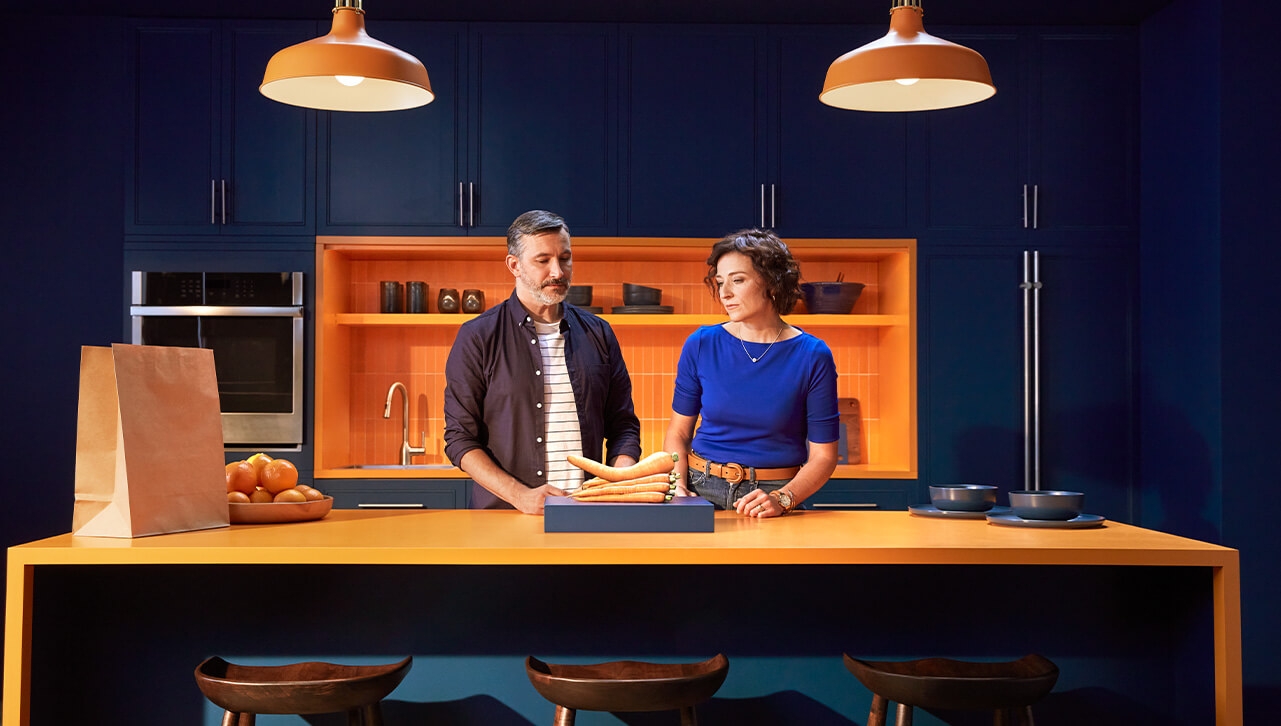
[838,398,863,465]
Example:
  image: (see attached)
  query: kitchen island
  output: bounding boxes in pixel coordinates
[4,509,1240,725]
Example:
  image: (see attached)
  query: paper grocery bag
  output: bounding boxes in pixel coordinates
[72,344,230,537]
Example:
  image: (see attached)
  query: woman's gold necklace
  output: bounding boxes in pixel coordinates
[739,325,786,363]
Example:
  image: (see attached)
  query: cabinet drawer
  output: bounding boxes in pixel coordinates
[805,480,915,511]
[323,480,467,510]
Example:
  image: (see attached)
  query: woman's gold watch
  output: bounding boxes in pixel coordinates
[770,489,796,514]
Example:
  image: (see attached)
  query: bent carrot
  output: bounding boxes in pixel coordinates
[566,451,678,482]
[580,472,677,491]
[570,480,675,498]
[574,491,669,503]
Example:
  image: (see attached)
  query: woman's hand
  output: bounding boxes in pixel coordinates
[734,488,780,518]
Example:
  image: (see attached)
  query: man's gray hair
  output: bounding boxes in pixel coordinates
[507,210,570,256]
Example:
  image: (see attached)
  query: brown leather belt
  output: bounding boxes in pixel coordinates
[687,452,800,485]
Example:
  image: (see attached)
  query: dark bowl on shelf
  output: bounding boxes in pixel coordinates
[929,484,998,512]
[566,285,593,306]
[801,281,865,314]
[623,283,662,306]
[1008,490,1084,521]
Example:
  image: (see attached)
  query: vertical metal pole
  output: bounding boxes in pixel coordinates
[1022,252,1031,491]
[1032,250,1041,491]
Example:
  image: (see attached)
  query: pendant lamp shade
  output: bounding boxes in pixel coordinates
[261,0,433,112]
[820,0,994,112]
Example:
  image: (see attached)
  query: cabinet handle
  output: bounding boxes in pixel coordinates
[1021,250,1042,491]
[469,182,475,227]
[220,179,227,225]
[1022,184,1029,229]
[810,503,878,510]
[211,179,217,225]
[1032,184,1039,230]
[357,503,426,509]
[458,182,465,227]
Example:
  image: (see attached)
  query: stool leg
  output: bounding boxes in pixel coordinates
[552,705,576,726]
[868,694,889,726]
[894,703,913,726]
[679,704,699,726]
[993,706,1034,726]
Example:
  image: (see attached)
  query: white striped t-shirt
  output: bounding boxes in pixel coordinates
[535,320,582,490]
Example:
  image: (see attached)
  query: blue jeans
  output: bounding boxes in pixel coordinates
[688,469,791,510]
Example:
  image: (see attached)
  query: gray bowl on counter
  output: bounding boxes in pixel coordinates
[929,484,998,512]
[1008,490,1085,520]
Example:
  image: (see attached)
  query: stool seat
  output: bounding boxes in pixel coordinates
[843,653,1058,726]
[194,656,411,723]
[525,653,728,724]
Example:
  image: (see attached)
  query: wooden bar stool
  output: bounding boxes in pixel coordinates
[843,653,1058,726]
[525,653,729,726]
[194,656,412,726]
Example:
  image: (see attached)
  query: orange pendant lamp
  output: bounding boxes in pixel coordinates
[820,0,995,112]
[261,0,433,112]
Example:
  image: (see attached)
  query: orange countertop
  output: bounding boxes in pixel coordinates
[6,509,1236,568]
[4,510,1243,726]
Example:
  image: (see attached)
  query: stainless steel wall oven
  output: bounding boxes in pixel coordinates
[130,272,304,448]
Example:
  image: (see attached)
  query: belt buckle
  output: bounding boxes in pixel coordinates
[721,461,745,484]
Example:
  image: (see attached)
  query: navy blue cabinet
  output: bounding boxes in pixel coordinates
[126,21,316,237]
[618,25,912,238]
[922,29,1138,237]
[319,23,616,235]
[769,26,913,237]
[322,479,468,509]
[618,26,765,237]
[918,245,1137,521]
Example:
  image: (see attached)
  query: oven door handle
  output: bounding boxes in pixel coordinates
[130,305,304,317]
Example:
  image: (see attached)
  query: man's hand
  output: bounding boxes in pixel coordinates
[513,484,568,515]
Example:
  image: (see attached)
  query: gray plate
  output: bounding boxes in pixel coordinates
[986,512,1106,529]
[909,504,1010,520]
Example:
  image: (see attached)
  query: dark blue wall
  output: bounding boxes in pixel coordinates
[0,20,126,550]
[1141,0,1281,718]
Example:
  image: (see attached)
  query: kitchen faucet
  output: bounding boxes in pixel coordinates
[384,381,426,465]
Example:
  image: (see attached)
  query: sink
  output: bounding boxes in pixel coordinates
[337,464,456,470]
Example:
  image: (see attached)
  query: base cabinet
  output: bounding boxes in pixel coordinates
[322,479,469,510]
[803,479,916,511]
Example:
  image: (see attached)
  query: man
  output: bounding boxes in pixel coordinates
[443,210,641,513]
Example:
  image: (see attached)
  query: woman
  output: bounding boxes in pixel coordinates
[663,229,839,517]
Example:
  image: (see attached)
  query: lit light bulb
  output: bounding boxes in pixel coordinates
[335,75,365,87]
[895,78,920,86]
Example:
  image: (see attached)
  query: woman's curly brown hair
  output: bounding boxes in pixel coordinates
[703,229,802,315]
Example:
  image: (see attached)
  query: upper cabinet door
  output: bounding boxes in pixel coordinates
[126,22,220,234]
[126,21,316,237]
[1032,31,1139,233]
[618,26,766,237]
[319,22,466,234]
[921,28,1137,238]
[467,24,617,235]
[921,30,1026,235]
[769,26,911,238]
[223,22,316,235]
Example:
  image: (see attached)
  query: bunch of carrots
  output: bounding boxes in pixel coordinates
[565,451,680,503]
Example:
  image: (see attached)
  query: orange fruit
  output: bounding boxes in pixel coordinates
[225,461,257,495]
[261,458,299,493]
[273,487,307,503]
[246,453,274,485]
[296,485,325,501]
[249,488,274,503]
[227,491,251,503]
